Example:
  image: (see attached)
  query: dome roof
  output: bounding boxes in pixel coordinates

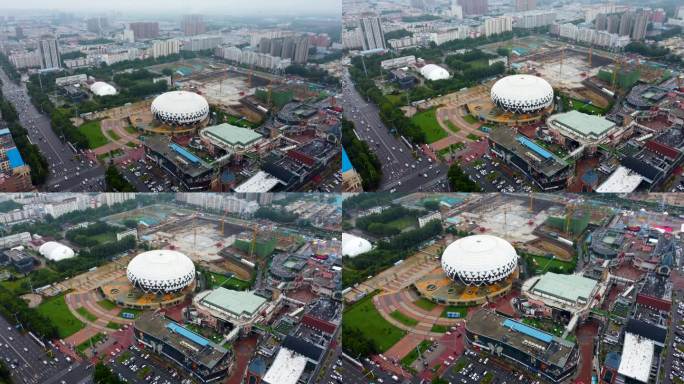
[342,233,372,257]
[420,64,450,81]
[151,91,209,125]
[126,250,195,293]
[441,235,518,286]
[39,241,75,261]
[490,75,554,114]
[90,81,117,96]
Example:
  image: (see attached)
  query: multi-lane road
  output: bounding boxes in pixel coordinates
[0,68,104,191]
[0,315,91,384]
[340,70,448,193]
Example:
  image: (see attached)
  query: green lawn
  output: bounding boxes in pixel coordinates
[431,324,449,333]
[36,294,85,339]
[106,129,121,141]
[463,114,479,124]
[124,125,137,134]
[466,133,480,141]
[97,299,117,311]
[106,321,121,330]
[76,332,105,353]
[208,272,251,291]
[76,307,98,322]
[413,298,437,311]
[78,120,109,149]
[386,94,406,107]
[445,119,460,133]
[440,305,468,318]
[524,254,575,274]
[400,340,433,368]
[410,109,448,144]
[387,216,417,231]
[390,310,419,327]
[90,231,117,245]
[126,141,137,148]
[343,292,406,352]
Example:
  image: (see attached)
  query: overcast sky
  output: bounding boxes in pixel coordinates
[5,0,341,16]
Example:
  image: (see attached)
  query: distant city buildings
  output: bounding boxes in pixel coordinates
[257,35,311,64]
[215,46,291,71]
[483,15,513,37]
[86,17,109,34]
[150,39,180,59]
[182,35,223,52]
[129,22,159,40]
[512,10,556,29]
[181,14,206,36]
[458,0,488,16]
[8,51,41,69]
[554,22,631,50]
[515,0,536,12]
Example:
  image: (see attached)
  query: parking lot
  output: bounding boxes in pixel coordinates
[117,157,179,193]
[461,151,534,193]
[106,343,187,384]
[442,351,545,384]
[667,295,684,382]
[0,315,91,384]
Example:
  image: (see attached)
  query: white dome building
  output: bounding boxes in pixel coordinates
[490,75,554,114]
[419,64,450,81]
[90,81,117,96]
[151,91,209,126]
[342,233,372,258]
[126,250,195,293]
[441,235,518,286]
[39,241,75,261]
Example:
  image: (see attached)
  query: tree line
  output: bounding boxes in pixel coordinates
[0,87,50,185]
[343,220,443,287]
[341,119,382,190]
[355,205,422,237]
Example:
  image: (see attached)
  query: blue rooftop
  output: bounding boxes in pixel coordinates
[342,148,353,173]
[503,319,553,343]
[0,128,10,136]
[516,136,552,160]
[166,322,210,347]
[6,148,25,169]
[169,143,200,165]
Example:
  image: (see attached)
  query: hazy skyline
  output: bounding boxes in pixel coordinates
[0,0,341,16]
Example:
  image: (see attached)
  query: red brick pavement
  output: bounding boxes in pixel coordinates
[576,320,599,384]
[225,336,258,384]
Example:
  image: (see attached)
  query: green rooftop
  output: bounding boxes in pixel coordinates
[201,123,263,147]
[530,272,597,304]
[548,110,615,140]
[200,287,267,317]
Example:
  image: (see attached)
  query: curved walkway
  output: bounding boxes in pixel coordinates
[64,290,135,346]
[373,290,463,338]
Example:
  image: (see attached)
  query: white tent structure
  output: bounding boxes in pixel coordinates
[419,64,450,80]
[39,241,75,261]
[342,233,372,258]
[90,81,117,96]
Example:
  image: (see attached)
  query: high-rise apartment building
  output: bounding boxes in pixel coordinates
[38,38,61,69]
[86,17,109,34]
[129,22,159,40]
[515,0,536,12]
[151,39,180,59]
[458,0,488,16]
[631,10,649,41]
[293,36,310,64]
[359,17,386,50]
[181,14,206,36]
